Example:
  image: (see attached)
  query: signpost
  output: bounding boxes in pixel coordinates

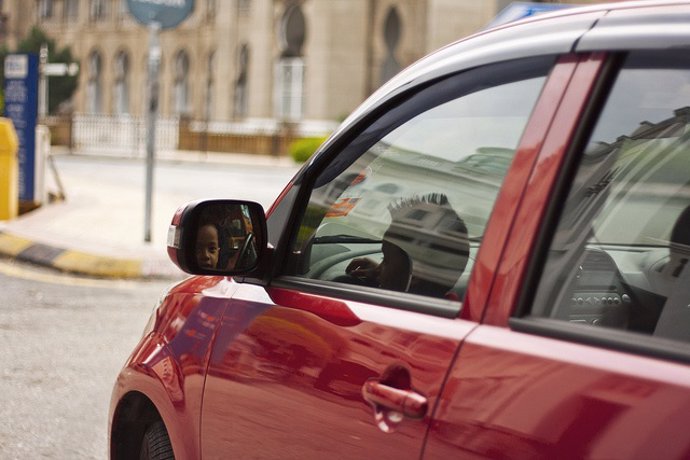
[126,0,195,29]
[126,0,194,242]
[4,54,39,205]
[38,43,79,120]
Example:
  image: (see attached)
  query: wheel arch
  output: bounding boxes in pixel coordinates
[110,391,166,460]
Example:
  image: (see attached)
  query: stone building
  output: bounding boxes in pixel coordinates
[1,0,606,134]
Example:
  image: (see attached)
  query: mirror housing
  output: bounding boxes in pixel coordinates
[167,199,267,276]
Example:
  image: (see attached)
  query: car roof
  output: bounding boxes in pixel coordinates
[312,0,690,162]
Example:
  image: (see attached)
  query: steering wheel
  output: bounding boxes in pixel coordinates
[236,232,255,268]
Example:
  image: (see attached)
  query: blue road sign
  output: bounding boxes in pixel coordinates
[127,0,195,29]
[4,54,38,202]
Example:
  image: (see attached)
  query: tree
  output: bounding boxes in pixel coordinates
[0,44,9,113]
[16,26,79,114]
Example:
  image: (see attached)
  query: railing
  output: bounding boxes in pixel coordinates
[47,114,337,157]
[70,113,179,157]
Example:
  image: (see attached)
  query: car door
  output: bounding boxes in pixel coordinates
[198,55,561,459]
[425,36,690,460]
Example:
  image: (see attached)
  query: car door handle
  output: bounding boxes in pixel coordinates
[362,380,428,419]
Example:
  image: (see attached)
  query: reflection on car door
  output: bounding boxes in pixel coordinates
[198,283,475,459]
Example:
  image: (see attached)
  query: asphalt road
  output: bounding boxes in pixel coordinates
[0,259,172,459]
[0,153,301,458]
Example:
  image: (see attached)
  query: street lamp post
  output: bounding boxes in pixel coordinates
[144,22,161,243]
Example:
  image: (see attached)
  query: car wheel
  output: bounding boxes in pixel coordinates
[139,421,174,460]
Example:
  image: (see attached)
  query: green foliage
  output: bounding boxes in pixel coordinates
[289,136,328,163]
[15,27,79,113]
[0,45,7,113]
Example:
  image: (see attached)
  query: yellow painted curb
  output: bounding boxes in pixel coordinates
[53,250,142,279]
[0,233,34,256]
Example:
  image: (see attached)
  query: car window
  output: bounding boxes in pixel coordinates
[284,57,554,303]
[531,51,690,345]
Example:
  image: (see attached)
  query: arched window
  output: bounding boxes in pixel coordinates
[280,4,305,58]
[64,0,79,21]
[38,0,53,20]
[173,50,190,116]
[275,4,306,121]
[206,0,217,20]
[234,44,249,118]
[87,51,102,113]
[90,0,107,21]
[381,7,402,84]
[114,51,130,114]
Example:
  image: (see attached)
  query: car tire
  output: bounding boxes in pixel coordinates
[139,421,174,460]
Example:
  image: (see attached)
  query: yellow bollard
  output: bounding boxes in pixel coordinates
[0,117,19,220]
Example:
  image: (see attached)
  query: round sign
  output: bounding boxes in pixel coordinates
[127,0,195,30]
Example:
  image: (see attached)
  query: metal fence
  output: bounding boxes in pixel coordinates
[72,113,179,157]
[56,113,337,157]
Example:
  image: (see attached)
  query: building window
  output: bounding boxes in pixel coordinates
[38,0,53,20]
[114,51,129,114]
[118,0,128,20]
[275,4,306,121]
[275,58,303,121]
[90,0,106,21]
[64,0,79,21]
[87,51,102,113]
[234,44,249,118]
[381,6,402,85]
[279,4,306,58]
[206,0,216,20]
[237,0,250,15]
[173,50,190,116]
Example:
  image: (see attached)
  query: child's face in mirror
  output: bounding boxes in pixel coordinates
[196,224,220,269]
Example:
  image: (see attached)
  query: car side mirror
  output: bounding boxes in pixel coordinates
[167,199,267,275]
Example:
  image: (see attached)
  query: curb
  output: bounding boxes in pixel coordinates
[0,230,155,279]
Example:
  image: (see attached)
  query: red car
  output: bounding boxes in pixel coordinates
[110,2,690,458]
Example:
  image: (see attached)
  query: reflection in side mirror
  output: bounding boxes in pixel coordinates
[167,199,266,275]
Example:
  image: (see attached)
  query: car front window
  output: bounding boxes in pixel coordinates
[285,57,554,303]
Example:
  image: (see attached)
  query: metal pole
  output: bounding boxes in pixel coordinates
[39,43,48,119]
[144,22,161,243]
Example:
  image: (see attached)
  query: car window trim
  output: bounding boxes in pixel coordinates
[271,276,461,318]
[511,317,690,364]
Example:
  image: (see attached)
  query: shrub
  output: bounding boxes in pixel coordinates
[289,136,327,163]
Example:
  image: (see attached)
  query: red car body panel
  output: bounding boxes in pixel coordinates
[199,283,476,459]
[110,276,239,459]
[426,326,690,458]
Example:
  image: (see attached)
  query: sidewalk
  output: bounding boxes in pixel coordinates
[0,147,299,280]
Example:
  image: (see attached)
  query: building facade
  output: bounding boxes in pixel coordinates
[2,0,606,134]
